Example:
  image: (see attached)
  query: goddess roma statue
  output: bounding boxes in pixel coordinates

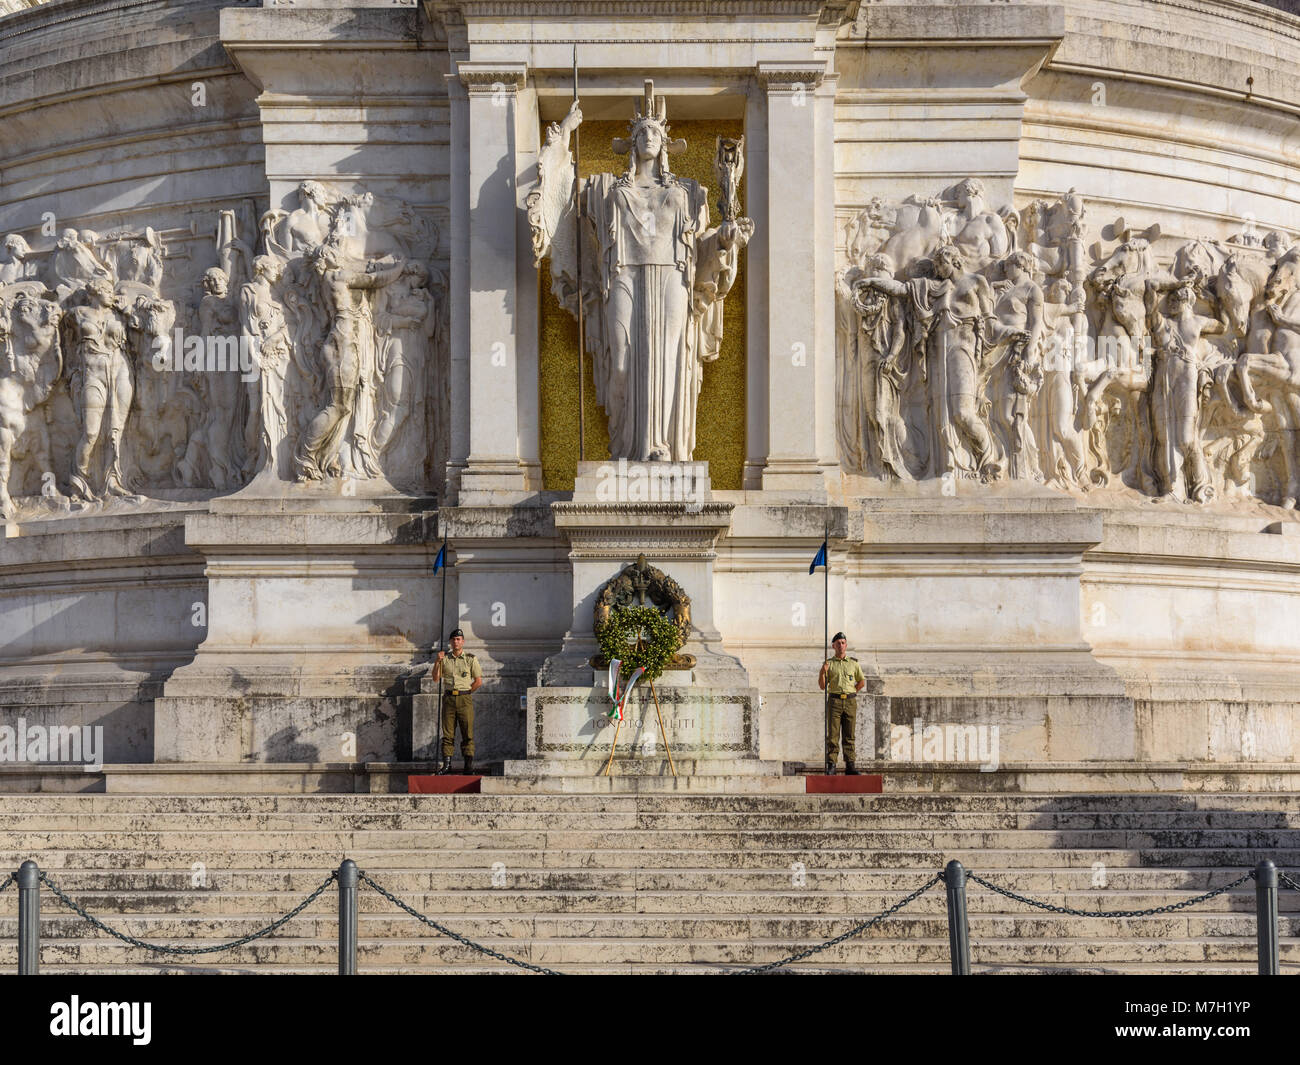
[529,81,753,462]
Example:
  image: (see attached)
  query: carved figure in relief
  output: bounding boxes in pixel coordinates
[862,244,1000,479]
[1088,226,1161,493]
[0,235,34,286]
[985,250,1045,480]
[1036,279,1107,488]
[261,181,332,262]
[948,178,1011,264]
[240,255,294,481]
[178,267,246,489]
[1146,278,1229,502]
[51,230,112,301]
[528,81,753,461]
[1239,259,1300,506]
[372,260,438,462]
[844,253,912,479]
[106,228,164,292]
[125,293,185,484]
[0,293,63,519]
[63,278,133,501]
[293,242,404,481]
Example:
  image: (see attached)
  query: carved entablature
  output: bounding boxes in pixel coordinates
[835,180,1300,512]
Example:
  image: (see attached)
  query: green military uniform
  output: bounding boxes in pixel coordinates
[824,654,866,763]
[438,649,482,759]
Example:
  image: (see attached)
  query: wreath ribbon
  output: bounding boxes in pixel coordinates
[607,657,645,722]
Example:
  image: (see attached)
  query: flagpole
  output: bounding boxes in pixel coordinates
[438,535,448,653]
[572,45,586,464]
[435,535,448,765]
[823,519,829,773]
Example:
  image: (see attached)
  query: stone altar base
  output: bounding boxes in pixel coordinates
[510,683,768,772]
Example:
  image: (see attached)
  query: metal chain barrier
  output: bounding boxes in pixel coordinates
[12,862,1290,972]
[728,872,945,975]
[964,869,1257,918]
[359,870,565,975]
[361,869,945,975]
[37,869,338,956]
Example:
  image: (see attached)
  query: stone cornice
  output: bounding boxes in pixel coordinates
[755,60,826,90]
[430,0,827,17]
[456,60,526,90]
[847,2,1064,46]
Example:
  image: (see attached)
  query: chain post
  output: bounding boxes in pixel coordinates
[944,860,971,975]
[17,861,39,975]
[1255,859,1278,976]
[338,859,358,975]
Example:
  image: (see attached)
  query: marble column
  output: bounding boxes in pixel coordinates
[450,61,542,504]
[755,61,840,500]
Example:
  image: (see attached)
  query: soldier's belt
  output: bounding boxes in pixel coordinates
[445,689,472,696]
[829,692,856,699]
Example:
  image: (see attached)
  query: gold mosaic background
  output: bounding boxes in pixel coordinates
[538,119,747,490]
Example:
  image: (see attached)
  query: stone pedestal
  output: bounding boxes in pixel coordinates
[153,495,438,763]
[506,682,776,778]
[539,461,749,687]
[517,460,778,777]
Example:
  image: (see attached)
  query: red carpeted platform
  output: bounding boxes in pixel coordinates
[408,775,482,794]
[806,774,883,793]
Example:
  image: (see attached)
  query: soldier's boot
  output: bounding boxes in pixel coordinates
[435,757,452,775]
[463,757,475,774]
[845,762,859,776]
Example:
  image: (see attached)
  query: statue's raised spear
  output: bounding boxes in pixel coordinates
[572,45,585,463]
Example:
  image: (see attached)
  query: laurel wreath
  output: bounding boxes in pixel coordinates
[595,605,682,683]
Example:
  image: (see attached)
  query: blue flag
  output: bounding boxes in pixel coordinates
[433,542,447,574]
[809,540,827,574]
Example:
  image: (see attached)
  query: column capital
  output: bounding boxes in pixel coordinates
[456,61,527,93]
[755,60,826,93]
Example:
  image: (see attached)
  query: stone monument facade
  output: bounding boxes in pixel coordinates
[0,0,1299,785]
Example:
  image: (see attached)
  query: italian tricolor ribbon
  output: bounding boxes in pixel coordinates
[607,658,644,722]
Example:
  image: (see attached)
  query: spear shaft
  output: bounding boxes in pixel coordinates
[572,46,586,463]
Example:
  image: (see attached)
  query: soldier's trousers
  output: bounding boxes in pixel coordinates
[440,694,474,758]
[826,694,856,762]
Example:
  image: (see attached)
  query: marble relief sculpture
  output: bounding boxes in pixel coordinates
[0,180,445,518]
[529,81,753,462]
[836,180,1300,510]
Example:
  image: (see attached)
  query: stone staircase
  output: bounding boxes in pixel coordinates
[0,791,1298,974]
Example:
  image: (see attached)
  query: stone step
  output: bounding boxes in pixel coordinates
[0,867,1274,894]
[2,936,1291,966]
[6,912,1296,940]
[7,810,1300,830]
[5,828,1297,851]
[5,792,1300,812]
[2,789,1294,975]
[24,963,1280,975]
[5,847,1290,870]
[4,888,1278,918]
[500,759,788,777]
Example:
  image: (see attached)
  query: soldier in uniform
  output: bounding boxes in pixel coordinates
[432,628,482,774]
[818,631,866,775]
